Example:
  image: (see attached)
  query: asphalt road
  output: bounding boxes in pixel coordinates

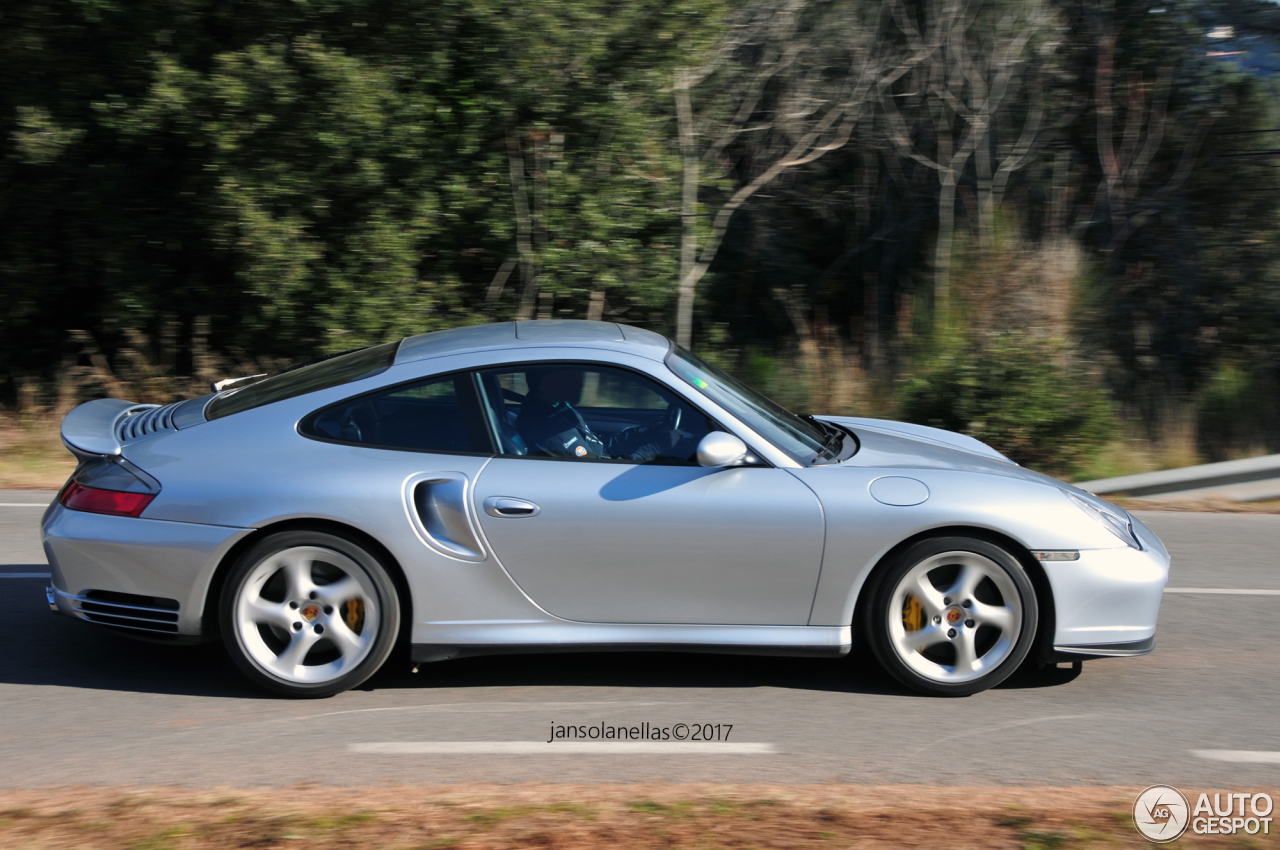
[1,490,1277,788]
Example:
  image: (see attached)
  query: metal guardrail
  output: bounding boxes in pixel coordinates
[1076,453,1280,503]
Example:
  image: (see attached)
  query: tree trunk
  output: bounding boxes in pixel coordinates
[675,72,699,349]
[586,289,605,322]
[935,169,957,322]
[975,117,993,248]
[508,134,538,320]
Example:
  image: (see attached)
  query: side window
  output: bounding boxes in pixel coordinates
[475,364,713,464]
[302,373,491,454]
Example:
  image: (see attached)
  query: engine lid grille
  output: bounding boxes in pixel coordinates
[115,402,181,444]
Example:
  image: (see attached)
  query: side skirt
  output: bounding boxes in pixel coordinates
[410,623,852,664]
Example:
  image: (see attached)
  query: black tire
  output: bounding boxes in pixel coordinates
[219,530,401,698]
[864,536,1037,697]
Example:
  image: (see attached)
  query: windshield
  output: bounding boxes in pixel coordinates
[665,345,830,463]
[206,342,399,420]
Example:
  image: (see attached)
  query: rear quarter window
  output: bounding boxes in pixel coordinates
[300,372,492,454]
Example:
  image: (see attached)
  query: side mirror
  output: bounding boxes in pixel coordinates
[697,431,748,468]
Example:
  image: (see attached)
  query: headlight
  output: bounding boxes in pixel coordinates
[1063,490,1142,550]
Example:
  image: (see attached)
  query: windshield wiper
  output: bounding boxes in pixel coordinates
[801,414,844,461]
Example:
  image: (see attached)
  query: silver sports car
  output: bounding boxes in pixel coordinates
[44,320,1169,697]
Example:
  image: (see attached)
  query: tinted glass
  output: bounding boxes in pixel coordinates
[475,364,712,464]
[207,342,399,420]
[665,345,826,462]
[302,373,490,453]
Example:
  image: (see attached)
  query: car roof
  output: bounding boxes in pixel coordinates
[394,320,672,365]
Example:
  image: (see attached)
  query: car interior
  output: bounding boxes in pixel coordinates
[305,374,483,452]
[475,365,712,462]
[304,364,713,463]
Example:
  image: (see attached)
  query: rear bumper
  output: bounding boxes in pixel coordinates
[1041,543,1170,650]
[42,503,252,638]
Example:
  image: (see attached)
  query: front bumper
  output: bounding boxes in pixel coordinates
[1041,541,1170,655]
[42,503,253,638]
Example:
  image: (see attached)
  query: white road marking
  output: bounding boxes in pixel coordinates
[1165,587,1280,595]
[909,714,1092,755]
[0,503,48,508]
[349,742,774,755]
[0,573,51,579]
[1191,750,1280,764]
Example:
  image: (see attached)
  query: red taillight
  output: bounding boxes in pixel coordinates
[59,481,156,517]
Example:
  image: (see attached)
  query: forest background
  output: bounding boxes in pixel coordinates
[4,0,1280,486]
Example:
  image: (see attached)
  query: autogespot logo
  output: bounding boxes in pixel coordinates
[1132,784,1275,841]
[1133,785,1190,843]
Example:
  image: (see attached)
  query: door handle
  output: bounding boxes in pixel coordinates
[483,496,541,518]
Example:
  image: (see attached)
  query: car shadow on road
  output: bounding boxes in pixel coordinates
[0,577,270,699]
[2,576,1081,700]
[4,582,914,698]
[359,647,924,697]
[996,662,1084,689]
[360,648,1083,697]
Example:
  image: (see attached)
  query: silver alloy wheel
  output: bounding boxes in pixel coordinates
[233,545,381,684]
[886,550,1022,684]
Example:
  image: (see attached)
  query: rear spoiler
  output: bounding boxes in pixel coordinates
[61,395,215,460]
[60,398,151,459]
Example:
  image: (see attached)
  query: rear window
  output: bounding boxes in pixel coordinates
[205,342,399,420]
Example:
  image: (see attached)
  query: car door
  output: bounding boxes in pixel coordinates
[469,361,825,625]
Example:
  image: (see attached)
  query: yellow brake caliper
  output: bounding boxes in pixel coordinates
[902,594,924,638]
[344,597,365,634]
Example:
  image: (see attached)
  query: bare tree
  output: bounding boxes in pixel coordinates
[673,0,905,349]
[1079,20,1215,254]
[881,0,1064,317]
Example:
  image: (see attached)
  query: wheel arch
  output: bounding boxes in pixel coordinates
[199,518,414,649]
[850,525,1056,667]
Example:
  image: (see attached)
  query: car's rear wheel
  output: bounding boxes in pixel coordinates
[220,530,400,698]
[866,537,1037,696]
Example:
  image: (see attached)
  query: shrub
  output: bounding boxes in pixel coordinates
[898,333,1116,478]
[1196,364,1280,462]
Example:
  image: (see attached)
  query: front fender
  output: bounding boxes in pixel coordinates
[788,467,1127,627]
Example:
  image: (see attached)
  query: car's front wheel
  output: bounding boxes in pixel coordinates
[866,537,1037,696]
[220,530,401,698]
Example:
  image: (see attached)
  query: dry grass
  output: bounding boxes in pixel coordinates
[0,321,274,489]
[1,784,1275,849]
[0,413,74,489]
[1077,417,1205,483]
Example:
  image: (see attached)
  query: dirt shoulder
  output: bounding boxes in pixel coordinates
[1,784,1275,848]
[1112,497,1280,514]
